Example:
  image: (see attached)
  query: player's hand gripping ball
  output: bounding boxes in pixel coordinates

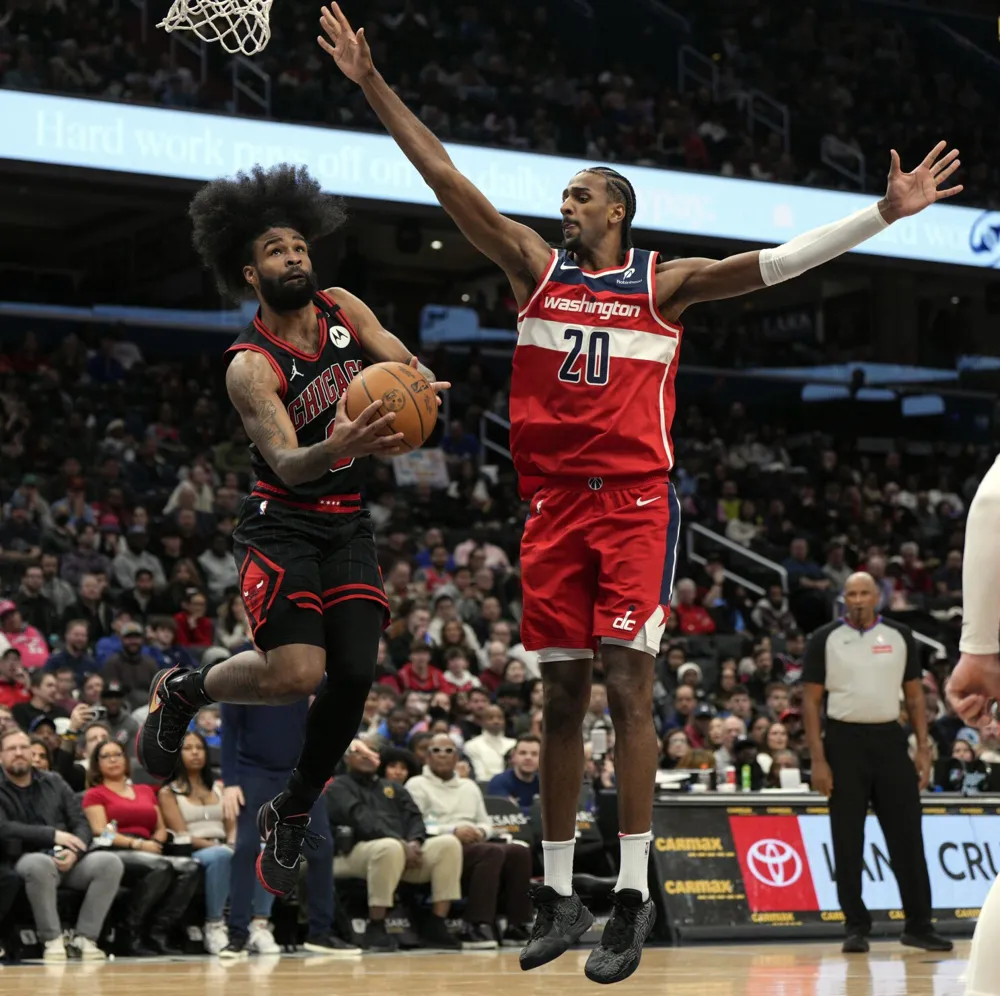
[345,360,439,452]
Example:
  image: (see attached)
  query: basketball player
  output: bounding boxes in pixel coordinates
[319,3,962,983]
[135,164,448,897]
[948,456,1000,996]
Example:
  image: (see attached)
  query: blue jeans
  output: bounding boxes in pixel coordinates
[194,845,235,921]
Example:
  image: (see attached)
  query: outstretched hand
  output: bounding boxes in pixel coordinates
[318,3,374,83]
[880,141,963,222]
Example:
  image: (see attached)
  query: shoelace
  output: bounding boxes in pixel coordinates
[601,898,640,953]
[272,819,325,867]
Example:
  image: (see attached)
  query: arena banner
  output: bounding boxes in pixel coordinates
[0,90,995,270]
[652,799,999,938]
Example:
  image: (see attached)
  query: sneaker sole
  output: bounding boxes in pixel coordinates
[302,941,362,956]
[219,950,249,961]
[583,903,656,985]
[461,941,498,951]
[519,906,595,971]
[135,667,182,779]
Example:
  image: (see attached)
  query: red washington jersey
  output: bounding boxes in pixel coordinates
[510,247,683,498]
[225,290,365,501]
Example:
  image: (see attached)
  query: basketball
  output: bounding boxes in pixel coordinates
[345,361,438,452]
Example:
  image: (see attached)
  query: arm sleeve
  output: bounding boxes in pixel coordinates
[801,630,828,685]
[758,203,888,286]
[960,454,1000,654]
[325,779,384,841]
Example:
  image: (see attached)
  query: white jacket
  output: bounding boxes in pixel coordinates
[463,732,515,781]
[405,767,493,838]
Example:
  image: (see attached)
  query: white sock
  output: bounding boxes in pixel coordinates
[615,830,652,901]
[542,839,576,897]
[967,873,1000,996]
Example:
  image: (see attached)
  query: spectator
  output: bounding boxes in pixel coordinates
[214,594,252,652]
[197,531,239,601]
[147,616,197,671]
[463,705,515,782]
[45,620,97,685]
[407,732,533,947]
[429,588,481,653]
[378,745,421,784]
[60,526,111,588]
[173,588,213,647]
[725,500,763,548]
[714,716,747,771]
[29,735,51,771]
[82,739,200,956]
[112,526,167,590]
[0,728,123,961]
[0,647,29,709]
[0,599,49,670]
[99,682,140,750]
[13,670,68,731]
[660,729,692,769]
[15,565,58,638]
[327,744,462,951]
[582,681,611,742]
[52,705,106,792]
[751,584,797,637]
[784,538,831,631]
[932,549,963,603]
[118,568,159,624]
[765,682,791,721]
[685,702,717,749]
[101,623,159,710]
[95,610,140,665]
[823,542,852,592]
[40,553,75,618]
[440,647,481,693]
[664,685,697,732]
[62,574,114,643]
[0,494,42,580]
[157,732,234,955]
[725,687,754,726]
[486,734,541,813]
[673,578,716,635]
[777,630,806,684]
[398,642,448,693]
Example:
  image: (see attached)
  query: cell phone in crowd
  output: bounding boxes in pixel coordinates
[90,705,107,721]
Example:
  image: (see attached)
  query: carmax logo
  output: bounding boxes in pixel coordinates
[969,212,1000,267]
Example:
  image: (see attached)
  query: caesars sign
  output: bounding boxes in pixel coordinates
[651,803,1000,934]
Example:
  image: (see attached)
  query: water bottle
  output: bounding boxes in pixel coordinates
[97,821,117,847]
[720,766,737,792]
[591,723,608,760]
[741,765,752,791]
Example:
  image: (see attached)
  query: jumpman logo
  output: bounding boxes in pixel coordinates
[289,359,304,381]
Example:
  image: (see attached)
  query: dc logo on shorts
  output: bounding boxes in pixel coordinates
[329,325,352,348]
[588,477,603,491]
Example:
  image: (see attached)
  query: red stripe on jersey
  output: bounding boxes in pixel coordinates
[254,310,325,361]
[226,343,289,398]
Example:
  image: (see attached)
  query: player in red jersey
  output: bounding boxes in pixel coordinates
[319,3,962,983]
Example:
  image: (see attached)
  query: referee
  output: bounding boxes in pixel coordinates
[802,571,952,954]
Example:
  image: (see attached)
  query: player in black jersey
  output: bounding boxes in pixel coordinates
[136,164,448,898]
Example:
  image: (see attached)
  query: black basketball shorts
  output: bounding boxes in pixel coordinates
[232,495,389,653]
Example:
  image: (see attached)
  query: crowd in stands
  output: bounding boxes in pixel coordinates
[1,0,997,203]
[0,318,996,958]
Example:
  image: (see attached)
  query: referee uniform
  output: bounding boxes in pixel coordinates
[802,614,937,946]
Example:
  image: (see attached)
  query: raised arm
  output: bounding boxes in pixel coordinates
[318,4,552,306]
[225,348,404,487]
[656,142,962,321]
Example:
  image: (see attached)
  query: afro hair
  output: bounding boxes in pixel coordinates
[188,163,347,301]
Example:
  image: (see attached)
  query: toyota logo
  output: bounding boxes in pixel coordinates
[745,838,802,887]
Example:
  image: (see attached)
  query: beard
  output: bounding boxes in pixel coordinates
[257,268,319,312]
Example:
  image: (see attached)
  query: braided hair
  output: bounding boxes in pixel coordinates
[584,166,637,259]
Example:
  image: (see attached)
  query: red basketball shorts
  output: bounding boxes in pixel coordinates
[519,477,681,656]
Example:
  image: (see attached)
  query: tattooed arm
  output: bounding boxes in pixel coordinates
[225,350,403,487]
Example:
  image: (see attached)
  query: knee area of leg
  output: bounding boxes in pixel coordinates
[436,834,462,857]
[544,690,587,732]
[93,852,125,879]
[371,837,406,861]
[268,659,325,698]
[19,856,56,880]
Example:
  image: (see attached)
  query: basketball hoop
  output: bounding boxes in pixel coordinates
[157,0,273,56]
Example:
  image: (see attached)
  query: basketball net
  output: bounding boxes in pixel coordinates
[157,0,273,55]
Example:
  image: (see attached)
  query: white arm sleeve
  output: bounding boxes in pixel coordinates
[758,203,889,286]
[960,454,1000,654]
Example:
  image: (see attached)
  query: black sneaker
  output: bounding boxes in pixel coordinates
[365,920,399,952]
[842,934,870,953]
[218,934,249,961]
[460,923,497,951]
[421,914,461,950]
[255,798,324,897]
[135,667,199,779]
[583,889,656,985]
[519,885,595,971]
[900,931,953,952]
[302,933,362,956]
[502,924,531,947]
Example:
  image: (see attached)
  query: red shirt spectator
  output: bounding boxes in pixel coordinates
[397,644,447,693]
[174,589,212,646]
[0,601,49,669]
[0,648,29,709]
[82,782,159,838]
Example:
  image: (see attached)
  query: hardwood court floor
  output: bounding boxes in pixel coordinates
[0,941,974,996]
